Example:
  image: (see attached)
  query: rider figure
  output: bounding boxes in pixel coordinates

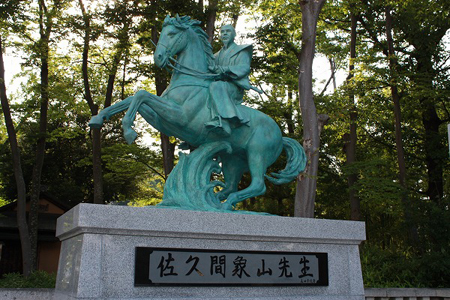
[205,24,261,137]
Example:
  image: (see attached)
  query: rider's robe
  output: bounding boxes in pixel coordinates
[208,42,253,125]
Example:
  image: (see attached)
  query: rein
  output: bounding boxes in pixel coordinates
[151,30,263,94]
[150,38,217,80]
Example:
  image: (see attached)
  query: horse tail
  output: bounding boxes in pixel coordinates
[265,137,307,185]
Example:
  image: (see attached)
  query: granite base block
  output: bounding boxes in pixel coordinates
[54,204,366,300]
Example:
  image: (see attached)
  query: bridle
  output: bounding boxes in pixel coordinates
[151,29,217,80]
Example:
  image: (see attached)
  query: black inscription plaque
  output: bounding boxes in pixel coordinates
[135,247,328,286]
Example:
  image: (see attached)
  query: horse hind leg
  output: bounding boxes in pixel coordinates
[222,152,268,211]
[217,154,247,201]
[222,127,282,211]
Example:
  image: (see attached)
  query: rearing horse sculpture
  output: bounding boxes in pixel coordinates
[89,15,306,212]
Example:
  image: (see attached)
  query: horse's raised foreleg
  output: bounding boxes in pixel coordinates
[122,90,188,144]
[89,97,133,128]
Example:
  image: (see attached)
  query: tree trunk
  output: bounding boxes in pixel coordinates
[28,0,53,272]
[160,133,175,177]
[422,104,443,203]
[414,50,444,203]
[346,9,360,221]
[104,31,126,108]
[78,0,104,204]
[385,6,407,197]
[295,0,327,218]
[318,61,337,97]
[121,54,128,100]
[385,6,419,242]
[105,74,115,108]
[205,0,218,43]
[0,37,33,277]
[329,58,336,91]
[92,49,121,204]
[91,127,103,204]
[284,89,295,135]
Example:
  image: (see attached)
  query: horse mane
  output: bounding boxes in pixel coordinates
[163,15,215,70]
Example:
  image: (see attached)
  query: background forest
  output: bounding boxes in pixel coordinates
[1,0,449,287]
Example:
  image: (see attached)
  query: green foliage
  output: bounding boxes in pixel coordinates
[1,0,449,288]
[360,245,424,288]
[0,271,56,288]
[101,143,162,202]
[359,187,450,287]
[0,196,9,207]
[128,177,164,207]
[361,233,450,288]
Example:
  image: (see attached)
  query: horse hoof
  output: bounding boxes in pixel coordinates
[89,115,104,128]
[124,129,138,144]
[222,201,233,211]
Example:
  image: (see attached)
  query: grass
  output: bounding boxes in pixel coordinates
[0,271,56,288]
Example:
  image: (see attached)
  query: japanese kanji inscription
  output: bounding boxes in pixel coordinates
[135,248,328,286]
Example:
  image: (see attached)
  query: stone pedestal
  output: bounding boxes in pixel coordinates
[55,204,365,299]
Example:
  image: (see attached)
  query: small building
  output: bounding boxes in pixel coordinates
[0,193,72,276]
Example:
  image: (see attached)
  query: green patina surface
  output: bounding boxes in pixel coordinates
[89,15,306,212]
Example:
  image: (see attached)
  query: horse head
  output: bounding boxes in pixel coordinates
[155,15,214,74]
[154,15,199,68]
